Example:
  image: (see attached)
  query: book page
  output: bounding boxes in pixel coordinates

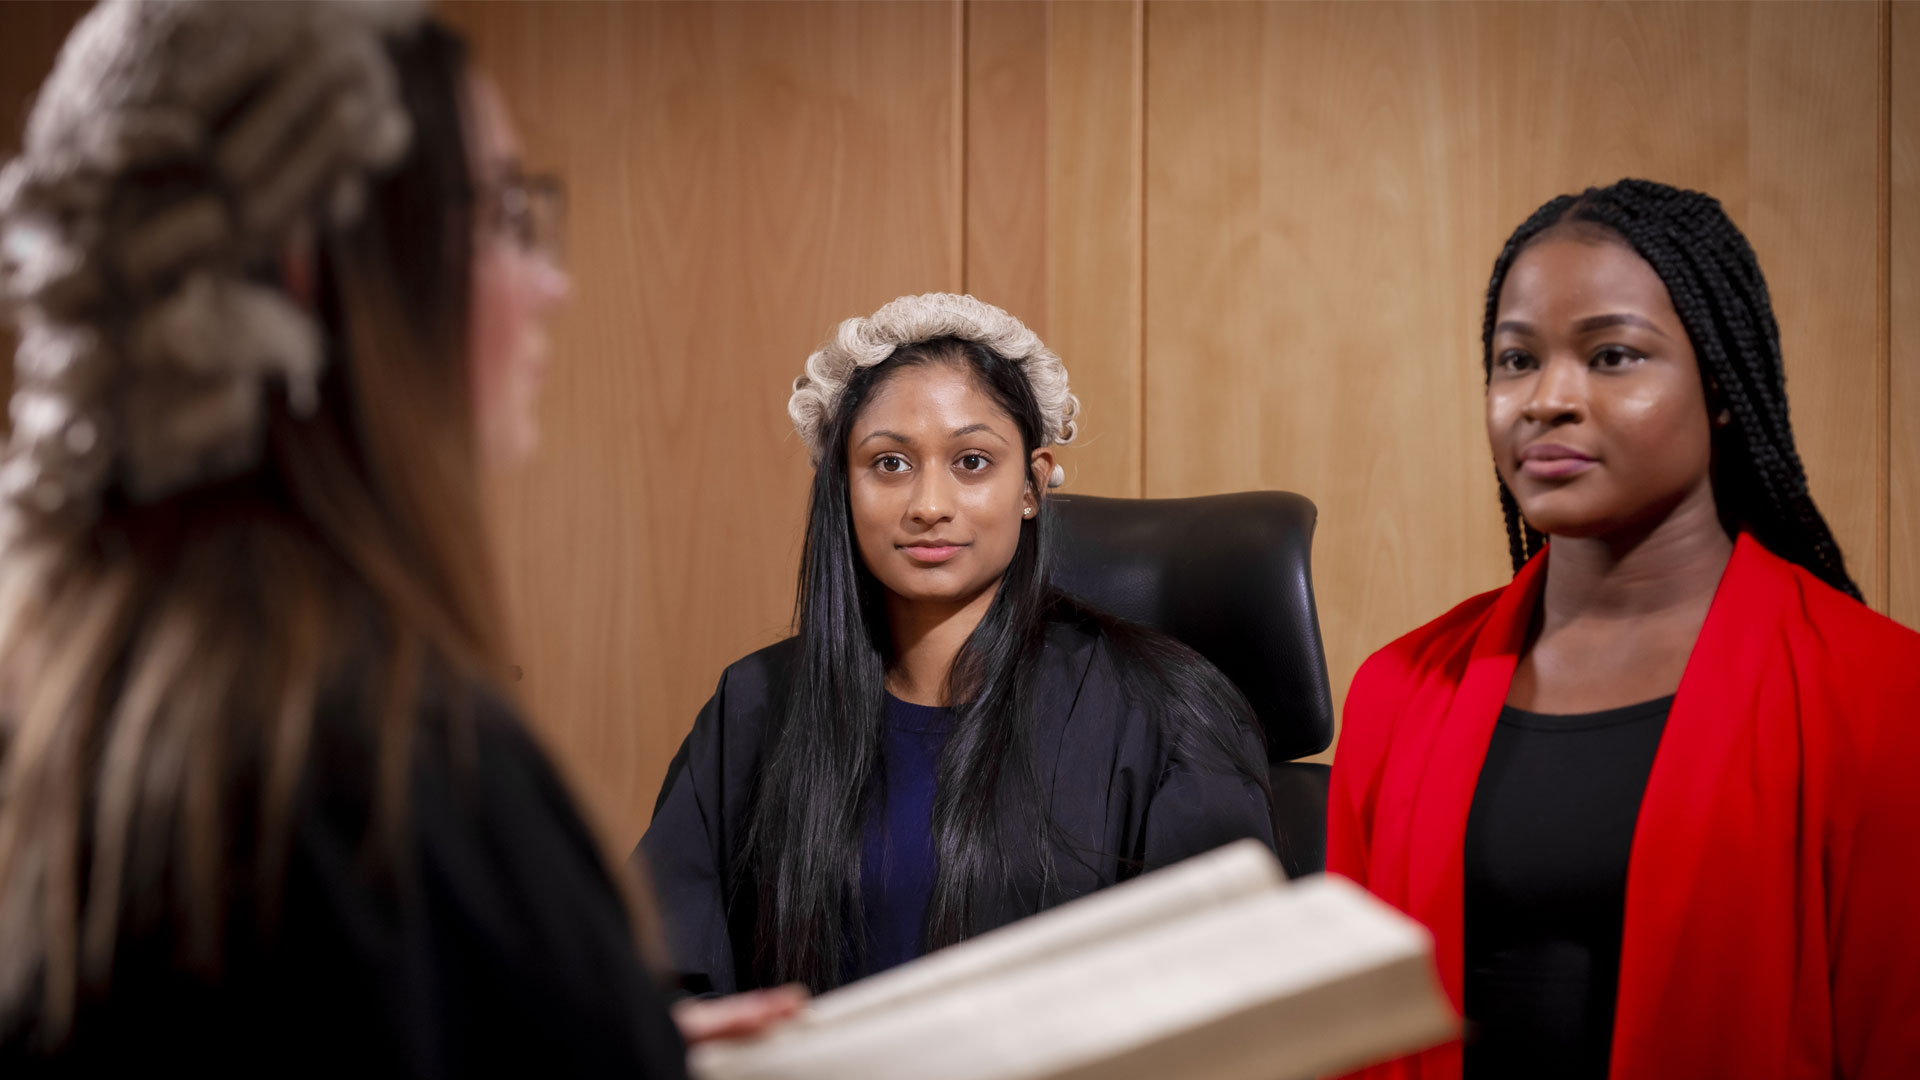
[693,870,1454,1080]
[801,838,1285,1028]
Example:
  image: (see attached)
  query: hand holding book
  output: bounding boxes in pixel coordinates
[690,841,1455,1080]
[674,986,810,1045]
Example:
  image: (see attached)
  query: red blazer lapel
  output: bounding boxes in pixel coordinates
[1366,549,1546,1080]
[1403,551,1541,1003]
[1611,535,1814,1078]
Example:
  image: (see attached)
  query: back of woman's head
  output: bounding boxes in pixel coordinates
[0,2,507,1037]
[1480,178,1857,598]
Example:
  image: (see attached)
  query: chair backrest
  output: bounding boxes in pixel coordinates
[1045,491,1334,762]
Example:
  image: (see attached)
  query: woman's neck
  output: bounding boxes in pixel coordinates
[884,585,999,706]
[1540,481,1734,628]
[1508,482,1734,712]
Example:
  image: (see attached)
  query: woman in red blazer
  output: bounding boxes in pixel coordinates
[1329,179,1920,1080]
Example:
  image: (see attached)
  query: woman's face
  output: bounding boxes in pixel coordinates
[1486,231,1716,540]
[846,362,1053,611]
[464,73,570,471]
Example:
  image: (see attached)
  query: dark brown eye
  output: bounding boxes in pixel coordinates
[958,453,989,472]
[1591,346,1645,370]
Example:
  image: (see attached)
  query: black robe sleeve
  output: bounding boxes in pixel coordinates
[990,621,1275,925]
[637,640,795,996]
[1134,700,1276,871]
[379,695,692,1077]
[1114,637,1277,873]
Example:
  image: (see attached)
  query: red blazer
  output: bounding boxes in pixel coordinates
[1329,534,1920,1079]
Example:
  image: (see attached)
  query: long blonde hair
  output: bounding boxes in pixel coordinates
[0,23,520,1039]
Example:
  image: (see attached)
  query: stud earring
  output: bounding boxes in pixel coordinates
[1023,507,1033,517]
[1715,408,1732,428]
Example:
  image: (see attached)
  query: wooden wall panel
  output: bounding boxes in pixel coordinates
[966,0,1144,497]
[965,1,1049,334]
[444,1,963,844]
[1147,1,1509,763]
[1046,1,1144,497]
[1746,2,1887,608]
[1144,0,1891,753]
[1896,2,1920,631]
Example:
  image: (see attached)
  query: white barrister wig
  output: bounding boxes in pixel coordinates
[788,293,1080,488]
[0,0,425,541]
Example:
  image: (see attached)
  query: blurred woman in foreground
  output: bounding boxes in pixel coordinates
[0,2,789,1072]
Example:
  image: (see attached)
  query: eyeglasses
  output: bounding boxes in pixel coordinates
[477,167,566,264]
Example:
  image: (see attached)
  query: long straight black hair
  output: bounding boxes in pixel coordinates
[1481,179,1860,600]
[740,337,1267,991]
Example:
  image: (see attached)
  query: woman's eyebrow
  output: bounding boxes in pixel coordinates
[1574,312,1671,339]
[951,423,1008,443]
[1494,314,1672,340]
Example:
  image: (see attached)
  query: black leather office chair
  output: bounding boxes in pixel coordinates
[1047,491,1335,877]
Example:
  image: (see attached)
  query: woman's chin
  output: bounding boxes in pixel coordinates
[881,574,996,610]
[1512,491,1622,541]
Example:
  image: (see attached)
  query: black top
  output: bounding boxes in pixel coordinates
[858,695,954,978]
[1463,695,1672,1080]
[637,615,1276,995]
[1,685,688,1079]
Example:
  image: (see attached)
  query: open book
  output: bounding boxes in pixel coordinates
[689,840,1455,1080]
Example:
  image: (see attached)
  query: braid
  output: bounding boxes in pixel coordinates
[1497,473,1545,569]
[1478,179,1861,600]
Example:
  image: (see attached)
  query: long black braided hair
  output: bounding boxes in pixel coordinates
[1479,178,1860,600]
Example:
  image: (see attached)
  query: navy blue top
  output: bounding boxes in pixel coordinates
[857,694,954,978]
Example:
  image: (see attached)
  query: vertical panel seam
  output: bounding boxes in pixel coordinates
[1135,0,1148,498]
[1044,0,1054,341]
[1882,0,1894,612]
[957,0,970,291]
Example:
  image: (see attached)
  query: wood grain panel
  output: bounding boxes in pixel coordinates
[1895,1,1920,631]
[965,1,1048,333]
[444,1,963,845]
[1046,0,1144,497]
[966,1,1146,499]
[1147,0,1508,763]
[1145,1,1887,757]
[1746,1,1887,609]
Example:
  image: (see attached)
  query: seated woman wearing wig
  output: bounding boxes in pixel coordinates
[1330,179,1920,1079]
[640,294,1274,994]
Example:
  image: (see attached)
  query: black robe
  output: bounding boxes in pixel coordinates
[3,686,688,1079]
[637,617,1275,995]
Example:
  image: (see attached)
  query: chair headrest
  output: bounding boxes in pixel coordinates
[1046,492,1334,762]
